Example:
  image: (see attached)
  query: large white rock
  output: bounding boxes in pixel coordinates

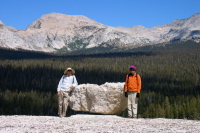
[69,82,127,115]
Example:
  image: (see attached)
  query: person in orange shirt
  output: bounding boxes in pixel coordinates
[124,66,142,118]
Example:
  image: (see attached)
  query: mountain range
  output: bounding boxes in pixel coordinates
[0,13,200,53]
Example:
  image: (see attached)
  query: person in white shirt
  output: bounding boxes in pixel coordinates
[57,67,78,117]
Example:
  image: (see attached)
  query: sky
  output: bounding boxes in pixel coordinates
[0,0,200,30]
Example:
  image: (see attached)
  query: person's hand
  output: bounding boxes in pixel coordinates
[57,92,61,96]
[136,93,140,98]
[70,86,74,89]
[125,92,128,97]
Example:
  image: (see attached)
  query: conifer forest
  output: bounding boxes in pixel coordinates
[0,41,200,120]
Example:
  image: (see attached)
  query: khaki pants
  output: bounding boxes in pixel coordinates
[58,91,69,117]
[128,91,138,118]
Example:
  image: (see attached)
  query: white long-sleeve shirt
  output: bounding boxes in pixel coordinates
[57,75,78,92]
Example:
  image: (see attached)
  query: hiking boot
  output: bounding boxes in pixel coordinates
[133,115,137,119]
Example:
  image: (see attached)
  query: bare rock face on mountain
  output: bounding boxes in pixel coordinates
[69,82,127,115]
[0,13,200,52]
[0,22,27,49]
[0,21,4,26]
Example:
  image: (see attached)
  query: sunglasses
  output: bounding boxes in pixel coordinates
[67,70,72,71]
[130,69,135,71]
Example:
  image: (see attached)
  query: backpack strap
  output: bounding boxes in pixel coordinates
[62,75,75,84]
[61,75,65,83]
[127,73,138,83]
[128,73,137,77]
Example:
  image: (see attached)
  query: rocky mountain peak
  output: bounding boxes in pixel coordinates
[0,20,4,26]
[27,12,103,30]
[189,13,200,20]
[7,26,20,32]
[44,12,96,23]
[169,13,200,30]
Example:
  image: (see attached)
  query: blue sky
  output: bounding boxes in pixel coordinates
[1,0,200,30]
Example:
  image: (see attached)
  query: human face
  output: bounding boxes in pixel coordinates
[130,69,135,74]
[66,70,72,75]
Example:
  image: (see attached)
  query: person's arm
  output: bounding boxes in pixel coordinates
[137,75,142,93]
[57,76,64,95]
[72,76,78,87]
[70,76,78,89]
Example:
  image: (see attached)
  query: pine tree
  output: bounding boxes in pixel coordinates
[164,96,171,118]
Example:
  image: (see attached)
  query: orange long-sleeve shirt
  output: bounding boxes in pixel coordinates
[124,73,142,93]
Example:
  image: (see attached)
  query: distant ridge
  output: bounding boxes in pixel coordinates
[1,41,199,59]
[0,13,200,53]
